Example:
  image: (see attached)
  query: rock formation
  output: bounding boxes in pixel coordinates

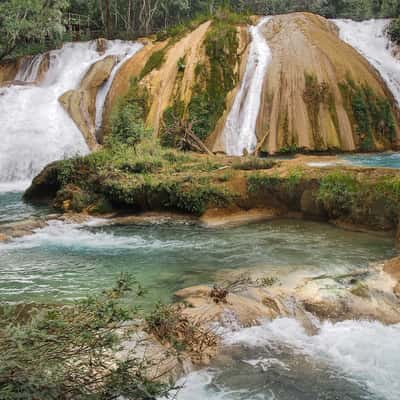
[256,13,400,153]
[59,55,117,149]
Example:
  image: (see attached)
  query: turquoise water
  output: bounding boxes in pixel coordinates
[0,193,395,304]
[1,191,399,399]
[343,152,400,168]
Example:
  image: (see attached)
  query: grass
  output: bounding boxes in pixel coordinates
[232,158,276,171]
[140,48,166,79]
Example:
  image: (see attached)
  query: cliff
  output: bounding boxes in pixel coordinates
[256,13,400,153]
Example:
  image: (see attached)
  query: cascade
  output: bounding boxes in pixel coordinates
[222,16,272,156]
[0,40,140,191]
[15,54,46,83]
[334,19,400,105]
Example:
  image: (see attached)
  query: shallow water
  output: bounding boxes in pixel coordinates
[0,193,395,304]
[342,152,400,169]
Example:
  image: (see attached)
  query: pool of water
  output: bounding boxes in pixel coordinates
[0,193,395,303]
[1,191,399,399]
[342,152,400,169]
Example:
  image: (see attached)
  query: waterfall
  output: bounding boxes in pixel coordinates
[95,42,143,131]
[333,19,400,105]
[222,16,272,156]
[0,40,140,192]
[15,54,46,83]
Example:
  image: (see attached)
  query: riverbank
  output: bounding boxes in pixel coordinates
[24,151,400,237]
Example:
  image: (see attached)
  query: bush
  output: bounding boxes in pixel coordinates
[388,18,400,45]
[317,171,359,213]
[140,49,166,79]
[0,275,171,400]
[233,158,276,171]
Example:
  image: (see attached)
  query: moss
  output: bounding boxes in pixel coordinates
[188,19,239,141]
[232,158,276,171]
[247,172,281,193]
[140,49,166,79]
[317,170,359,214]
[339,77,396,150]
[303,73,331,150]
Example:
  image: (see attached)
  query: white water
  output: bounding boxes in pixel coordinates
[168,318,400,400]
[0,40,140,191]
[334,19,400,106]
[223,17,272,156]
[95,42,143,131]
[15,54,46,83]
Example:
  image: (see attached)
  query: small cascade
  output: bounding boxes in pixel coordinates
[222,16,272,156]
[0,40,140,192]
[334,19,400,105]
[95,41,143,132]
[15,54,46,83]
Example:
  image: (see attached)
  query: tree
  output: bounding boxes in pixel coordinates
[0,0,68,60]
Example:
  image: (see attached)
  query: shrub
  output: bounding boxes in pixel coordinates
[247,172,281,193]
[317,171,359,213]
[140,49,166,79]
[0,275,171,400]
[233,158,276,171]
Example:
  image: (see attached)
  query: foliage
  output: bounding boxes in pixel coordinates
[109,78,151,147]
[188,16,240,141]
[0,275,171,400]
[317,170,360,213]
[247,172,281,192]
[232,158,276,171]
[388,17,400,44]
[0,0,68,60]
[339,77,396,150]
[140,48,167,79]
[145,302,217,354]
[303,73,332,149]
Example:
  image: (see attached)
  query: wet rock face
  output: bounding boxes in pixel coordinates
[59,55,117,150]
[0,60,18,83]
[256,13,400,154]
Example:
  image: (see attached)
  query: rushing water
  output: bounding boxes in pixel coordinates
[169,319,400,400]
[0,193,395,304]
[223,17,272,156]
[0,40,140,191]
[333,19,400,106]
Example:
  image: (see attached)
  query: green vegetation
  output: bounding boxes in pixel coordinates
[232,158,276,171]
[139,48,167,79]
[303,73,332,150]
[339,77,396,151]
[247,172,281,193]
[388,17,400,44]
[188,14,241,141]
[0,275,172,400]
[0,0,68,60]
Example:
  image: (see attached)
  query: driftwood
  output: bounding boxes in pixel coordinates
[161,117,213,155]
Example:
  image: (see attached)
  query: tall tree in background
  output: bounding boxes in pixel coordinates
[0,0,68,60]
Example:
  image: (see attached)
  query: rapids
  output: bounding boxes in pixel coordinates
[0,40,141,191]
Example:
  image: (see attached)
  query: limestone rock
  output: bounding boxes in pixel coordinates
[59,55,117,149]
[256,13,400,153]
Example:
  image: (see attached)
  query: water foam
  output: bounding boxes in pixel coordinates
[0,219,203,252]
[223,17,272,156]
[0,40,140,191]
[334,19,400,106]
[225,318,400,400]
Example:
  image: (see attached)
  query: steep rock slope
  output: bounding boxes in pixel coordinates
[101,20,250,147]
[59,55,117,150]
[256,13,400,154]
